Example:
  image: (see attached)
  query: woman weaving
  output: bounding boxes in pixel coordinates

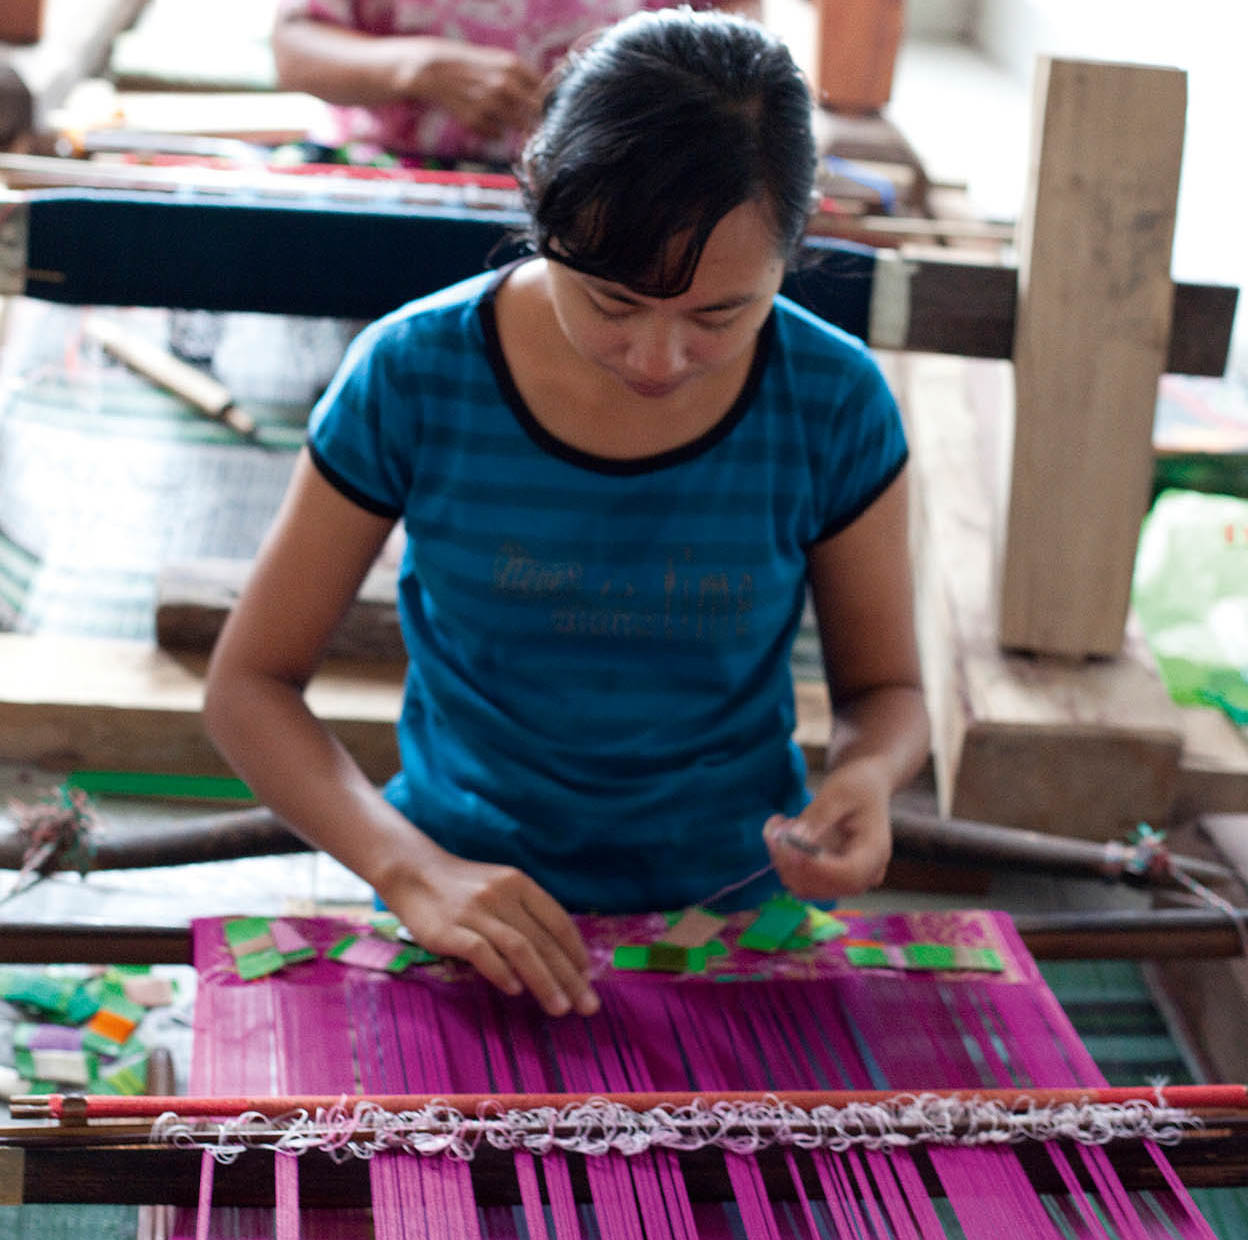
[204,10,929,1022]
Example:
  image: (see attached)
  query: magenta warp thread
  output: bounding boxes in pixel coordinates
[171,912,1218,1240]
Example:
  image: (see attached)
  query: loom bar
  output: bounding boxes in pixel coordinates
[1,906,1247,967]
[22,1084,1248,1122]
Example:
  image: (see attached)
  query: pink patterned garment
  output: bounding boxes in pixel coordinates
[278,0,713,163]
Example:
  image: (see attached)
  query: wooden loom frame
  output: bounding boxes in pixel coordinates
[3,919,1248,1213]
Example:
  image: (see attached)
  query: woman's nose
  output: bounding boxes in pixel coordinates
[626,319,686,380]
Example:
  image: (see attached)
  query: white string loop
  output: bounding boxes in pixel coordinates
[149,1093,1203,1165]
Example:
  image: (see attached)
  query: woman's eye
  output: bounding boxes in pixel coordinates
[589,296,636,320]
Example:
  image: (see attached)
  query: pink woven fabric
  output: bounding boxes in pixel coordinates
[175,910,1217,1239]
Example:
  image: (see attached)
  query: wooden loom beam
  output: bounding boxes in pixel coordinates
[0,906,1245,966]
[4,1130,1248,1205]
[0,799,1235,885]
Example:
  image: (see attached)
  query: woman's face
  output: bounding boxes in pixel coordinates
[545,200,787,402]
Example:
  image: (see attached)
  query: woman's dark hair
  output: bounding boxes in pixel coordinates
[517,7,815,298]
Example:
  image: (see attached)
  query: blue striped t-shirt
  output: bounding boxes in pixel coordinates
[307,264,907,913]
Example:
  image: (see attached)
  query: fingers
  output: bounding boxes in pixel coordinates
[499,902,599,1018]
[764,812,890,899]
[409,868,597,1018]
[464,83,539,138]
[449,907,596,1018]
[436,53,542,138]
[433,922,526,997]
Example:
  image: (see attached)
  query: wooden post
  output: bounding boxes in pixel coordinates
[1000,58,1187,657]
[0,0,44,45]
[814,0,905,114]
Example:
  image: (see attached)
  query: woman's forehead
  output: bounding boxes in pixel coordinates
[559,199,784,300]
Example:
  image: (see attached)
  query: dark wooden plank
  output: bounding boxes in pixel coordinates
[0,64,32,147]
[156,560,402,661]
[0,923,192,965]
[1012,907,1246,960]
[903,258,1018,359]
[4,1130,1248,1205]
[6,191,1236,375]
[1168,280,1240,377]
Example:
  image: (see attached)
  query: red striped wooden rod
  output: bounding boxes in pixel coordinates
[20,1085,1248,1123]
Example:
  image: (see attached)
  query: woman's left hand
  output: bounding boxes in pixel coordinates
[762,757,893,900]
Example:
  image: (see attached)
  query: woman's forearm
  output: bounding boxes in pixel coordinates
[823,682,930,795]
[273,19,443,105]
[202,668,441,896]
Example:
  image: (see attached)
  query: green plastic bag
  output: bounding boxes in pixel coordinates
[1133,489,1248,726]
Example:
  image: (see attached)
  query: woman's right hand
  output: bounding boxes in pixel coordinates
[382,850,600,1018]
[407,40,542,139]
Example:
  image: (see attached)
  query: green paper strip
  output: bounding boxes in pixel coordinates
[612,945,650,971]
[64,987,101,1025]
[779,933,813,951]
[400,946,440,966]
[610,943,710,974]
[369,915,401,941]
[67,771,255,801]
[955,947,1005,973]
[845,945,892,968]
[225,917,273,946]
[97,994,147,1027]
[95,1055,149,1096]
[386,948,417,973]
[327,935,358,961]
[806,909,849,942]
[685,946,709,973]
[738,898,809,953]
[646,943,690,973]
[903,943,958,971]
[237,948,286,981]
[0,972,83,1019]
